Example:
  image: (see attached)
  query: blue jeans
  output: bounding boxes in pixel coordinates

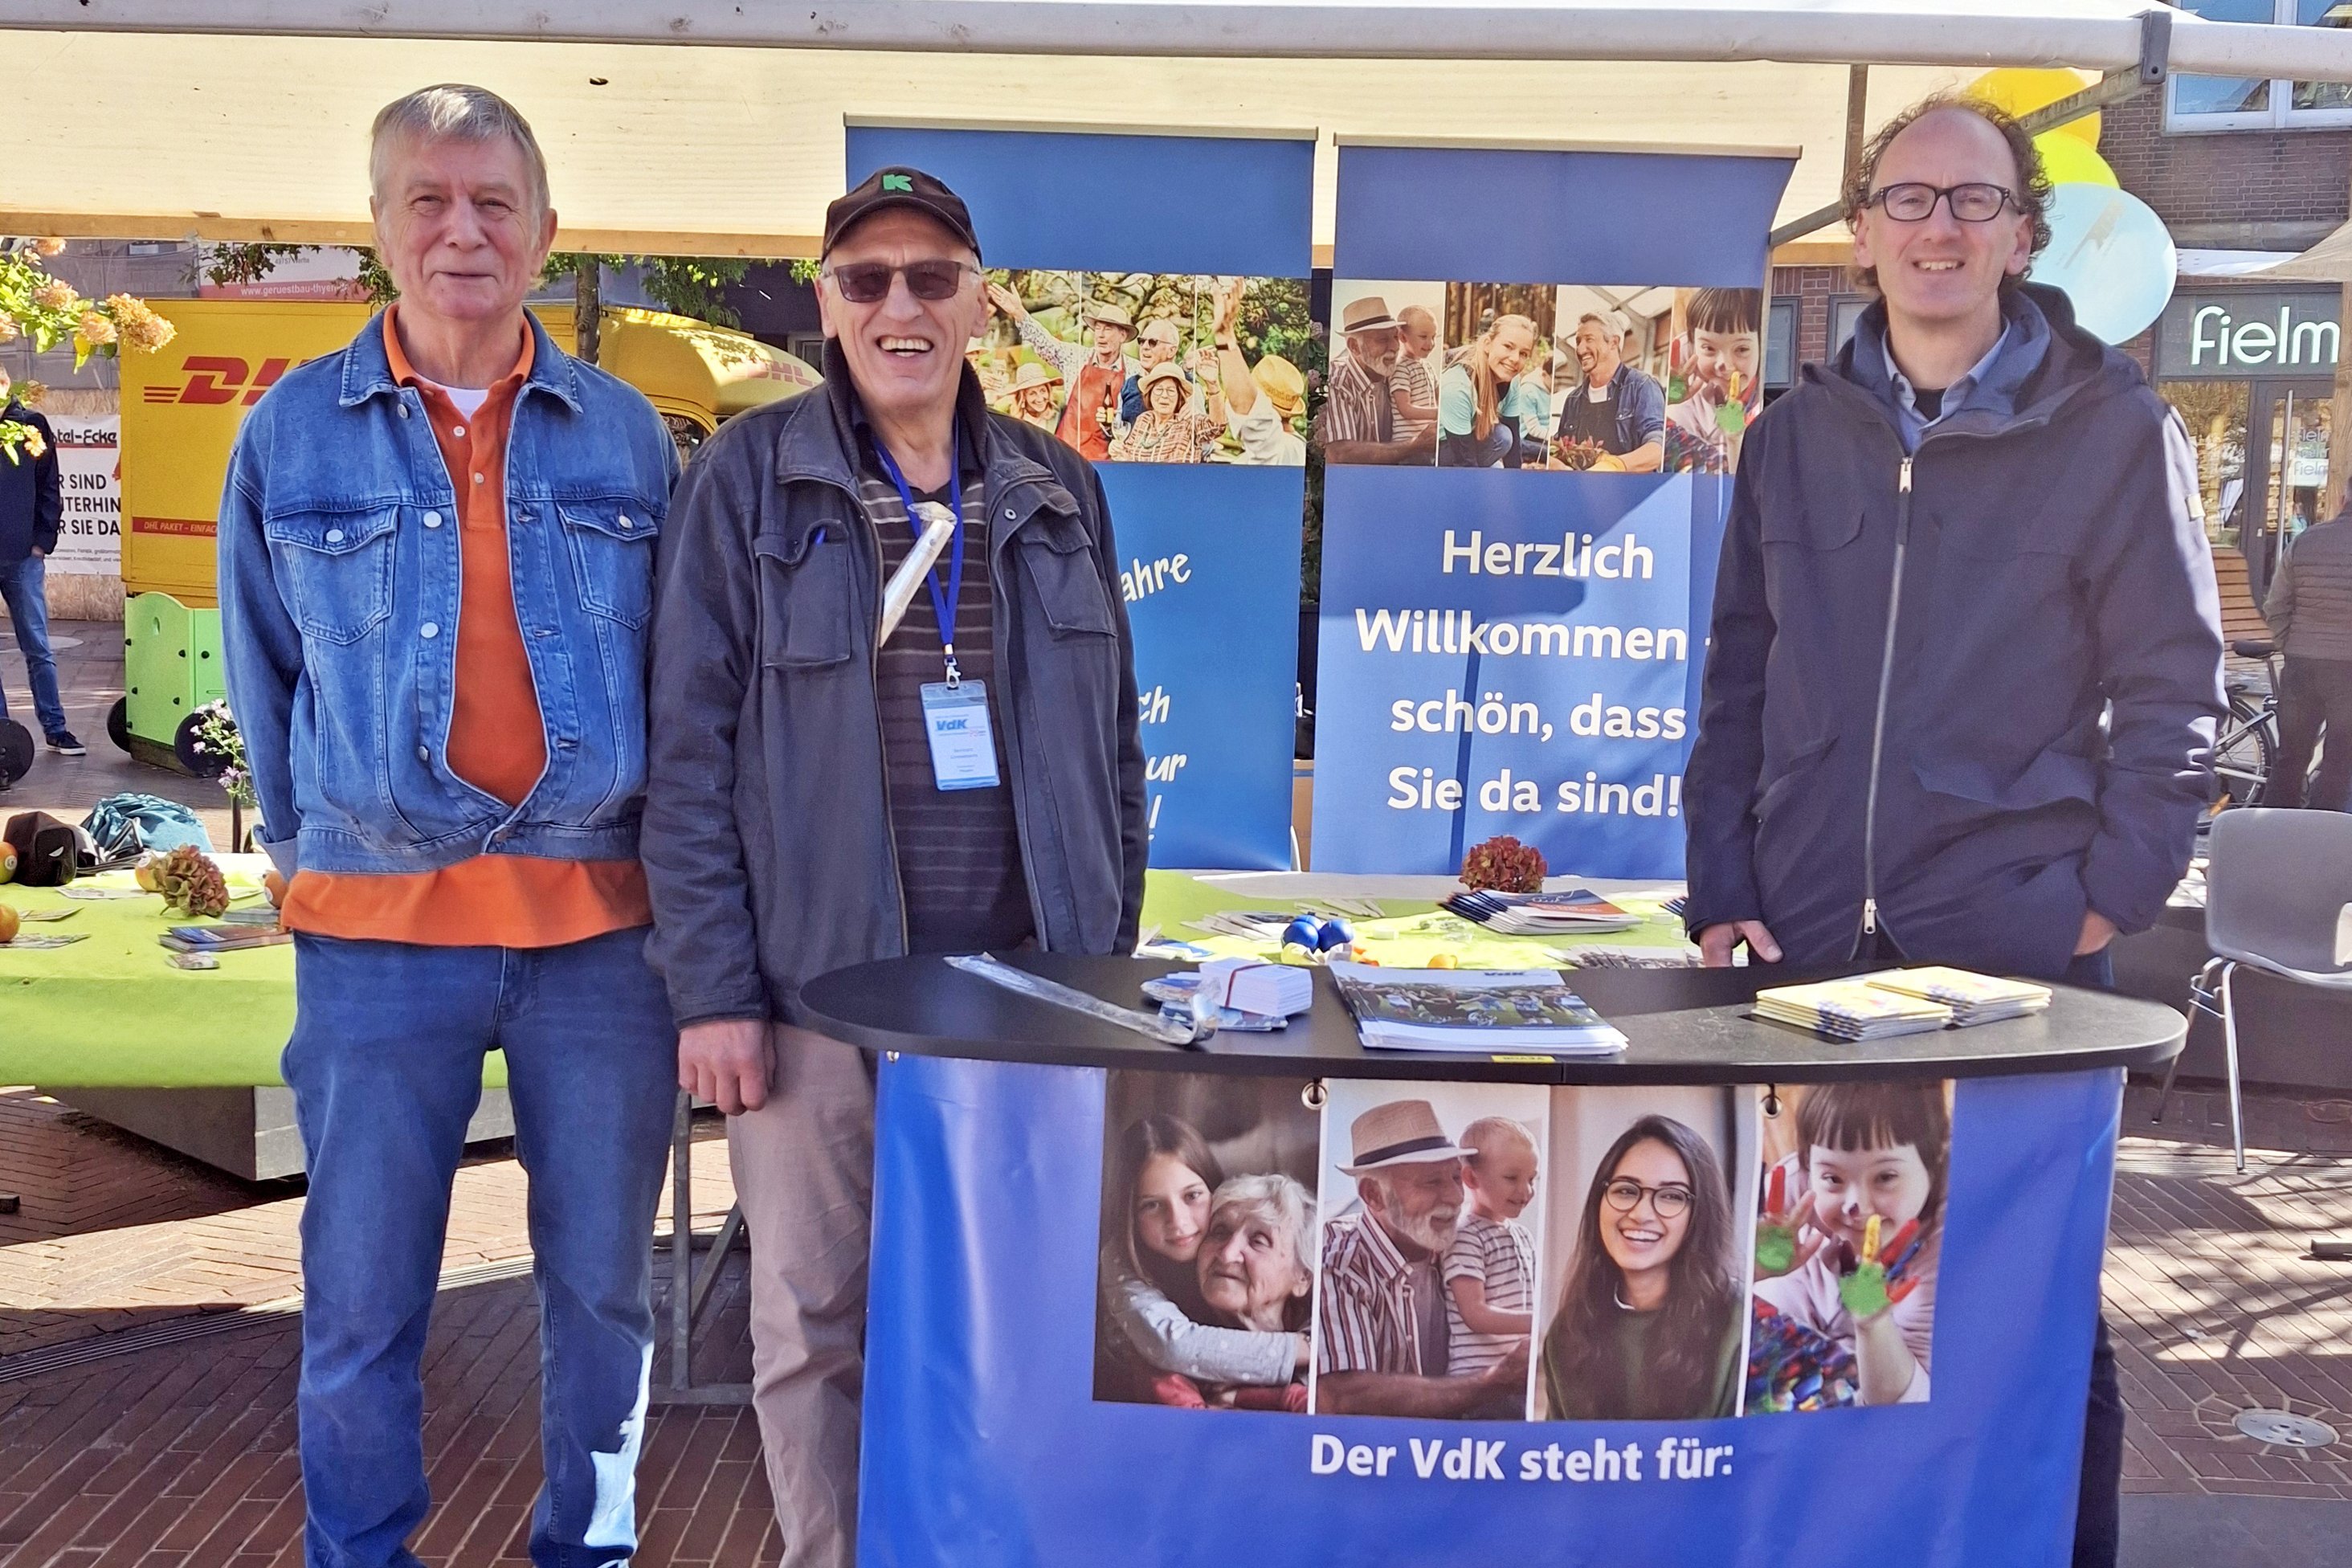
[284,926,677,1568]
[0,553,66,738]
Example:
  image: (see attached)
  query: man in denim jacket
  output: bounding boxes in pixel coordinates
[218,87,677,1567]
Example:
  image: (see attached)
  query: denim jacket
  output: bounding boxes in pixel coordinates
[218,309,676,878]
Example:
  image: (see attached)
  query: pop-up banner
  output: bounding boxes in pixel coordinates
[1310,141,1796,878]
[846,124,1316,870]
[860,1052,2116,1567]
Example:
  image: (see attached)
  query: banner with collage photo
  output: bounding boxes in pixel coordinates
[1310,143,1796,878]
[863,1052,2118,1567]
[846,125,1315,870]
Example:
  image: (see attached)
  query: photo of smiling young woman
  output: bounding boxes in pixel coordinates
[1092,1072,1321,1411]
[1534,1087,1754,1421]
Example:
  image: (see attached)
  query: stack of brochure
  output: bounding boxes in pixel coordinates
[1862,967,2052,1026]
[1196,957,1314,1019]
[157,923,291,954]
[1329,962,1627,1056]
[1753,978,1954,1041]
[1439,888,1641,937]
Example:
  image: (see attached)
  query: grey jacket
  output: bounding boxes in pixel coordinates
[2264,509,2352,663]
[641,348,1147,1028]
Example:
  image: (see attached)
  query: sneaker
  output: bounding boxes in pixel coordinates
[47,731,86,757]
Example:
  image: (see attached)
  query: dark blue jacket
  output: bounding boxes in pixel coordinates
[1684,284,2226,980]
[0,402,62,564]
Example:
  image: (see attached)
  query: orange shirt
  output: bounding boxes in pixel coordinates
[282,308,651,948]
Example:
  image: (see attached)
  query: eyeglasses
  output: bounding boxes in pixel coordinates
[823,259,979,304]
[1866,182,2020,224]
[1603,1179,1693,1218]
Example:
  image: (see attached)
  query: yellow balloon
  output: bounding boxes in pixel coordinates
[2033,133,2119,190]
[1966,67,2102,146]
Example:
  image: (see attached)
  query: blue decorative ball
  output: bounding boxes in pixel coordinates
[1316,918,1354,952]
[1282,917,1322,950]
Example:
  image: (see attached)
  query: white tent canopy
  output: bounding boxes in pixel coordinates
[3,1,2346,257]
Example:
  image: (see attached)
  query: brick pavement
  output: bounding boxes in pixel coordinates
[2110,1084,2352,1505]
[0,1090,741,1362]
[0,1268,774,1566]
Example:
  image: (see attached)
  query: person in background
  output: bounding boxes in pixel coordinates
[1201,277,1306,467]
[1390,304,1441,443]
[1681,94,2225,1568]
[218,84,679,1566]
[1436,313,1550,469]
[0,374,80,758]
[644,165,1145,1567]
[1002,360,1063,433]
[1555,309,1665,472]
[2261,488,2352,810]
[1121,316,1190,424]
[1663,287,1764,476]
[1110,361,1218,463]
[989,282,1135,459]
[1315,296,1436,466]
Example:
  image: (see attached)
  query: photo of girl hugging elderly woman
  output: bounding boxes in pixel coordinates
[1093,1074,1322,1414]
[1746,1080,1951,1414]
[1537,1102,1748,1422]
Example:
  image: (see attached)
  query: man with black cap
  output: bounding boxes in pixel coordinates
[642,166,1146,1566]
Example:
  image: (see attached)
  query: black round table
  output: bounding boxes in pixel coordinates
[818,952,2184,1568]
[800,952,2186,1084]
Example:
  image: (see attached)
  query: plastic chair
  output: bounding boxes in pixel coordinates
[2155,809,2352,1171]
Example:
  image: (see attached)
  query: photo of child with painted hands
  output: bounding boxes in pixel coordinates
[1096,1113,1315,1411]
[1748,1083,1949,1411]
[1661,287,1764,475]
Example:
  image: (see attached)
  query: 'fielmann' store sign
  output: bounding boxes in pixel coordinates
[2156,287,2341,380]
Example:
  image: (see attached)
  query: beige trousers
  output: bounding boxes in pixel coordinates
[728,1025,875,1568]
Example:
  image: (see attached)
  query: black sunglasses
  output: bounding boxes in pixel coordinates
[823,259,979,304]
[1866,182,2020,224]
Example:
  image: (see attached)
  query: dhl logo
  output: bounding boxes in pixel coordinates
[141,356,296,406]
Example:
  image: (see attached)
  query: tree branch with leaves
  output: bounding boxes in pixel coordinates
[2,239,177,462]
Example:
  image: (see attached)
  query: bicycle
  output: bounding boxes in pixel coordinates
[2211,637,2295,811]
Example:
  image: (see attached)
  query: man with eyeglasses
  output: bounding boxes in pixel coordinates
[1684,96,2224,1568]
[642,165,1145,1567]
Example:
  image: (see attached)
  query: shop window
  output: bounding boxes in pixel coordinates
[1829,295,1872,357]
[2158,380,2250,547]
[1763,297,1797,388]
[2168,1,2352,131]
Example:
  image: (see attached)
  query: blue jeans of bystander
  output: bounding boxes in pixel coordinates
[283,925,676,1568]
[0,553,67,738]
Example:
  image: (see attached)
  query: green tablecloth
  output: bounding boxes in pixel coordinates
[0,862,1691,1089]
[0,856,511,1090]
[1141,869,1692,968]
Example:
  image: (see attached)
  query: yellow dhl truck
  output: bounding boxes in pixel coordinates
[112,298,818,769]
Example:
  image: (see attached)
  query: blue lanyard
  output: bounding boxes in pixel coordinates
[870,432,966,687]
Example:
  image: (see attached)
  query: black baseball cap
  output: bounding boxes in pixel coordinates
[823,166,982,260]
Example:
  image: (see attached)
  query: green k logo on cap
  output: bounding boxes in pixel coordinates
[881,174,913,192]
